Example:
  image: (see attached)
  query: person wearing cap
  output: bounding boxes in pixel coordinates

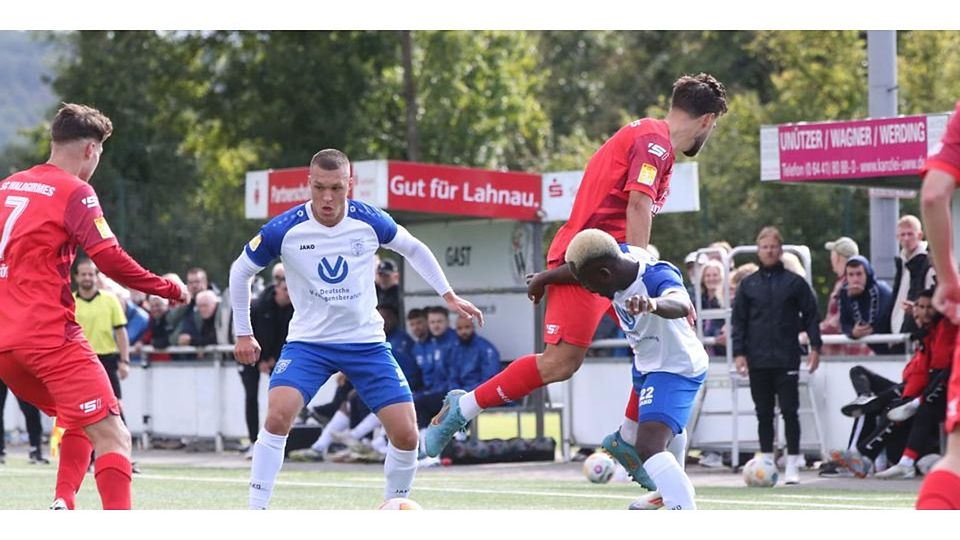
[376,258,401,310]
[891,215,936,337]
[821,237,872,356]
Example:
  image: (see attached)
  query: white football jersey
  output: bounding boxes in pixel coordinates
[612,246,709,377]
[244,200,396,344]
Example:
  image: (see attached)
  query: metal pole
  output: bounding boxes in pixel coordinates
[867,30,900,283]
[532,222,546,440]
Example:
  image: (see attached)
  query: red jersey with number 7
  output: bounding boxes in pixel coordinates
[547,118,674,268]
[0,163,120,351]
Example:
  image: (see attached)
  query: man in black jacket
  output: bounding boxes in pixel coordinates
[732,226,821,485]
[890,215,936,336]
[240,263,293,456]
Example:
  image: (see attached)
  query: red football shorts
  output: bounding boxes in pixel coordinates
[543,283,614,348]
[0,339,121,430]
[947,345,960,433]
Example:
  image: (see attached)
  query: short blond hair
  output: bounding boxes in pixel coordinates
[565,229,621,271]
[730,263,759,288]
[897,214,922,232]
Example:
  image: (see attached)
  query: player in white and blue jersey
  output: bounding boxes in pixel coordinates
[565,228,707,510]
[229,149,482,509]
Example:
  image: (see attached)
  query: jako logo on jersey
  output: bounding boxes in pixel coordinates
[81,195,99,208]
[299,244,315,250]
[274,359,292,374]
[79,399,102,414]
[614,304,637,330]
[317,256,349,284]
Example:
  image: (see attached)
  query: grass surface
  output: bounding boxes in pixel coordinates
[0,453,919,510]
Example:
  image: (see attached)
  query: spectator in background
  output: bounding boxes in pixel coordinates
[683,251,706,300]
[380,305,419,390]
[116,288,150,350]
[173,267,213,345]
[732,226,821,485]
[412,307,457,447]
[242,263,293,455]
[780,252,807,279]
[73,259,130,422]
[699,259,726,355]
[0,381,49,464]
[728,263,758,305]
[821,237,872,357]
[891,215,936,336]
[376,258,401,310]
[145,295,174,352]
[709,240,733,269]
[839,256,893,355]
[193,290,230,348]
[447,314,501,393]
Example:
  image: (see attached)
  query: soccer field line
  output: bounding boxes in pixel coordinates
[0,467,910,510]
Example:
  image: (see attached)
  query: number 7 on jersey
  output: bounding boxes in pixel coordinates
[0,195,30,260]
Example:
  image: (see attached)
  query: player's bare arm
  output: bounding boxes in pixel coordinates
[625,190,654,248]
[626,290,690,319]
[921,169,960,322]
[525,264,578,304]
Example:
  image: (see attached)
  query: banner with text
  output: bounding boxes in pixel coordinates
[386,161,541,221]
[760,113,950,182]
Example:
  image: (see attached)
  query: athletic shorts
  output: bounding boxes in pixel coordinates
[0,340,121,430]
[270,341,412,413]
[631,370,706,435]
[543,283,613,348]
[947,346,960,433]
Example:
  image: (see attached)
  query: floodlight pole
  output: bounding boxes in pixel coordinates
[867,30,900,283]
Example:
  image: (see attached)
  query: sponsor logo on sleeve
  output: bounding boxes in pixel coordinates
[637,163,658,186]
[248,234,262,251]
[81,195,100,208]
[647,142,668,159]
[93,217,114,239]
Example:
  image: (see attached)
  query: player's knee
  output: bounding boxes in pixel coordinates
[390,429,419,452]
[635,427,671,462]
[539,354,582,383]
[263,410,294,435]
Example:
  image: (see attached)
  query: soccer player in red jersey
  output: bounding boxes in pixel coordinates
[917,101,960,510]
[425,74,728,469]
[0,104,188,510]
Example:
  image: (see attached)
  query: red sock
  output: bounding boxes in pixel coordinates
[903,448,919,462]
[474,354,544,408]
[917,469,960,509]
[624,387,639,422]
[94,453,132,510]
[55,429,93,510]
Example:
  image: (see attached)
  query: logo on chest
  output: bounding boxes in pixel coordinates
[318,256,349,284]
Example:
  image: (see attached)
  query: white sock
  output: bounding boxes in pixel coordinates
[644,451,696,510]
[350,413,382,440]
[249,429,288,509]
[459,391,482,421]
[667,429,688,470]
[619,417,639,447]
[787,454,801,469]
[899,455,916,468]
[312,410,350,452]
[384,441,418,499]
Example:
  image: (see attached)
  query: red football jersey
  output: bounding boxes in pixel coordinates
[0,164,119,351]
[547,118,674,267]
[922,101,960,182]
